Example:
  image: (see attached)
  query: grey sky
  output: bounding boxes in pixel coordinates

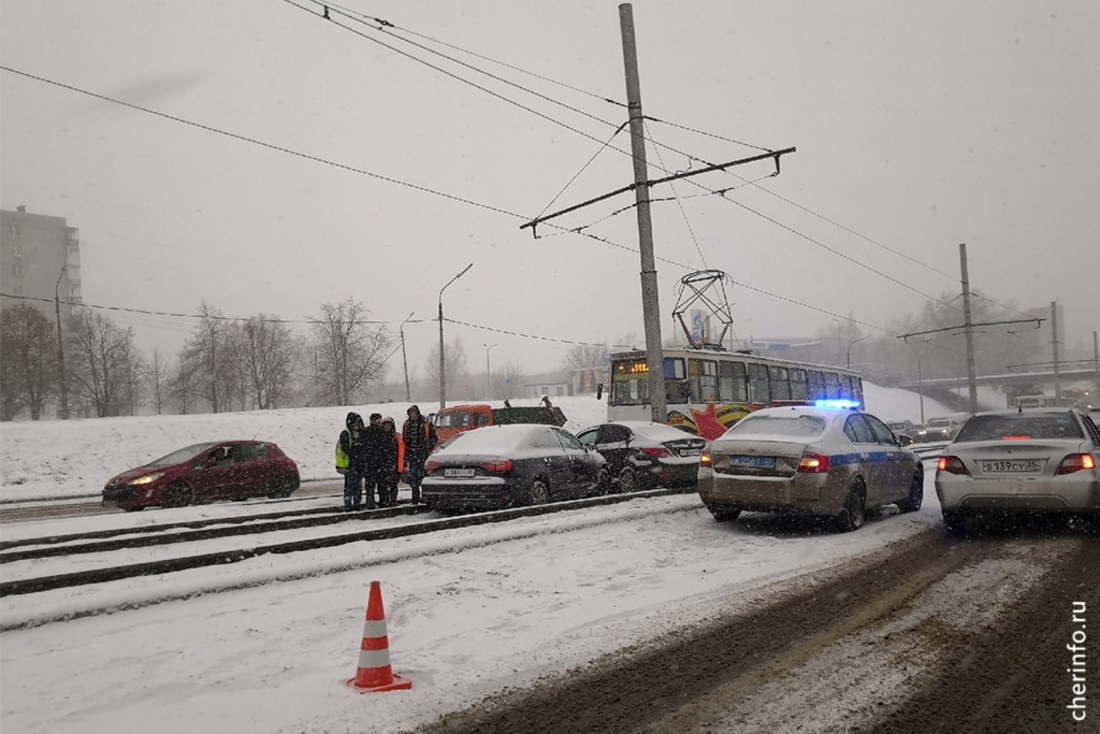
[2,0,1098,383]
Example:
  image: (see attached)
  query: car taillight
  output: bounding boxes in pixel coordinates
[1003,435,1031,441]
[641,447,672,459]
[479,459,513,473]
[424,460,441,474]
[699,448,712,466]
[1056,454,1097,475]
[937,456,970,475]
[797,452,830,473]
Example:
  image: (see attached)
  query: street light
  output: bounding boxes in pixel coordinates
[399,311,415,402]
[54,266,69,420]
[484,343,497,398]
[438,263,473,409]
[846,334,870,370]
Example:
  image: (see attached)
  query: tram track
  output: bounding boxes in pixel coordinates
[0,487,687,597]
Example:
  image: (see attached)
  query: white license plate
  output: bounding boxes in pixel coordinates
[679,448,701,457]
[980,459,1041,474]
[444,468,476,478]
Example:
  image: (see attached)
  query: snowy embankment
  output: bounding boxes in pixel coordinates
[0,386,953,503]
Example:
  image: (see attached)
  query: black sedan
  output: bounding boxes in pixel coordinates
[576,421,706,491]
[420,424,610,511]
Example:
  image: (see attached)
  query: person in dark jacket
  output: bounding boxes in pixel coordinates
[338,412,368,511]
[380,416,403,507]
[402,404,437,504]
[360,413,393,510]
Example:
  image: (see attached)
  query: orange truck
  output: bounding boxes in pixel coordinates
[433,397,567,444]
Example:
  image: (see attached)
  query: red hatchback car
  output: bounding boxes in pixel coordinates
[102,440,300,510]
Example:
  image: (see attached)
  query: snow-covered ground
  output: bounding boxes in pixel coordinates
[0,386,953,503]
[0,384,954,734]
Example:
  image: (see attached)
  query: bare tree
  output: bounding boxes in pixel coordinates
[180,302,240,413]
[310,298,391,406]
[562,342,609,372]
[423,336,470,400]
[492,362,526,400]
[146,347,169,415]
[238,315,302,409]
[0,304,58,420]
[167,351,199,414]
[68,310,141,417]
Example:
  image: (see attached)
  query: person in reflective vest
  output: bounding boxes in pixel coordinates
[337,412,368,511]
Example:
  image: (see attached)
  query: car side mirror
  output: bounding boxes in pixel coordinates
[898,434,913,447]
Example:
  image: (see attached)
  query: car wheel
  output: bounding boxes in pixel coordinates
[266,476,296,499]
[595,468,611,497]
[524,478,549,506]
[619,467,638,493]
[897,470,924,513]
[942,510,968,536]
[705,503,741,522]
[161,482,193,509]
[835,480,866,532]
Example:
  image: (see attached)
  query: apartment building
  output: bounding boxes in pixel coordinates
[0,205,83,322]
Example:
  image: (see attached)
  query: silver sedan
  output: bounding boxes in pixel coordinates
[934,408,1100,534]
[698,406,923,532]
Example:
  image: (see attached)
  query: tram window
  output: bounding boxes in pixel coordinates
[825,372,841,399]
[689,359,718,402]
[748,364,770,403]
[839,375,854,399]
[719,361,747,402]
[612,378,648,406]
[666,380,691,404]
[664,358,685,379]
[789,369,808,401]
[807,371,825,400]
[769,366,791,400]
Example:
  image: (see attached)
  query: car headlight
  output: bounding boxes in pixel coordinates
[129,472,164,486]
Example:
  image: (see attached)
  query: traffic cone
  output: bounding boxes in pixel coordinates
[347,581,413,693]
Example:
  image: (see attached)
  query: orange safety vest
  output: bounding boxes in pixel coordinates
[396,434,405,473]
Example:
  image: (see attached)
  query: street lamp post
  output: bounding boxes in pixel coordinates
[484,343,497,398]
[917,353,926,424]
[438,263,473,410]
[54,267,69,420]
[399,311,414,403]
[846,334,870,370]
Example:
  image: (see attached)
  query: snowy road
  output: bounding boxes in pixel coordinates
[1,480,942,734]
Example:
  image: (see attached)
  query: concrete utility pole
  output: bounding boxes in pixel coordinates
[619,3,666,423]
[438,263,473,410]
[54,267,69,420]
[958,244,979,413]
[1051,301,1062,405]
[917,353,926,424]
[484,343,497,399]
[1093,331,1099,405]
[399,312,414,402]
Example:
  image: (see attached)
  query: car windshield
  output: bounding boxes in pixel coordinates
[725,414,828,438]
[630,422,697,442]
[147,442,220,466]
[954,413,1084,442]
[435,411,471,428]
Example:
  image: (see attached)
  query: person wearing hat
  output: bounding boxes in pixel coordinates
[402,404,437,504]
[380,416,403,507]
[336,412,368,511]
[359,412,391,510]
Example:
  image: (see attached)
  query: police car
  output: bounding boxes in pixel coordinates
[697,402,924,532]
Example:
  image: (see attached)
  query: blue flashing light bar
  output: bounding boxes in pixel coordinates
[813,399,861,410]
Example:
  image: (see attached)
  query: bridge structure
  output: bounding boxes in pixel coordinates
[895,366,1100,393]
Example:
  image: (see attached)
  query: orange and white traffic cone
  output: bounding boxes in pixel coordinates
[347,581,412,693]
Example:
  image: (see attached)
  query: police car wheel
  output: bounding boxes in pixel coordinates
[835,480,866,533]
[898,470,923,513]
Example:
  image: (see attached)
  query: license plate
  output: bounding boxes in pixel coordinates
[679,448,701,457]
[729,455,776,469]
[980,459,1041,474]
[444,468,476,478]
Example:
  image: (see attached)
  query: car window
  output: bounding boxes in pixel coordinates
[148,442,220,466]
[862,414,898,445]
[844,415,876,444]
[474,412,490,427]
[598,424,632,443]
[238,443,269,461]
[726,414,827,438]
[437,427,525,452]
[529,428,563,449]
[576,429,598,446]
[1082,414,1100,445]
[553,428,583,450]
[954,413,1086,442]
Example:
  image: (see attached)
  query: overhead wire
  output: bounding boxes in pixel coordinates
[644,119,707,269]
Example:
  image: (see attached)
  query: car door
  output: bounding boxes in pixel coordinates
[554,428,594,496]
[193,445,237,500]
[235,442,272,498]
[843,414,889,504]
[529,427,572,499]
[595,423,633,477]
[863,414,907,502]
